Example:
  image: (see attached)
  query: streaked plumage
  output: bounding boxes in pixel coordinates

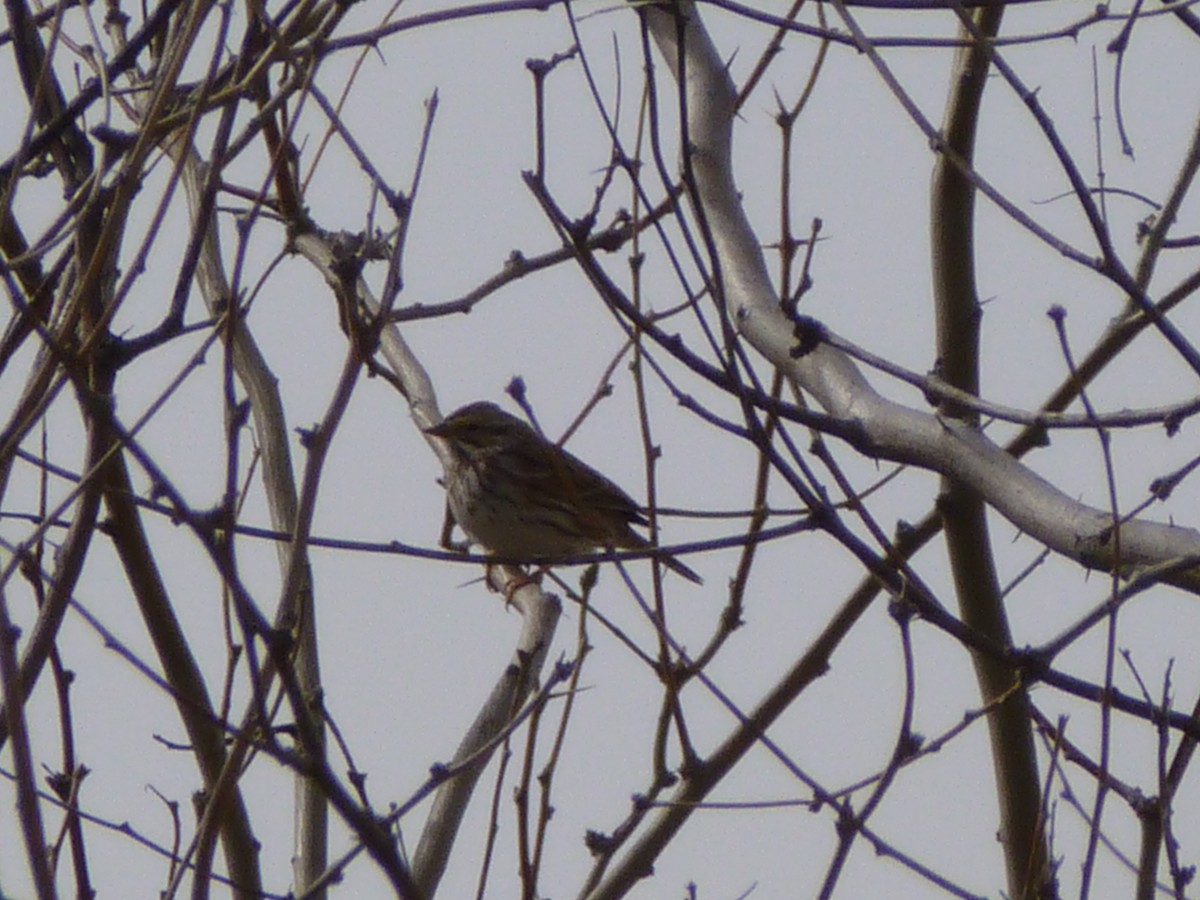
[426,401,701,584]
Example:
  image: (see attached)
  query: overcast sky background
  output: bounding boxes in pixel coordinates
[3,0,1200,897]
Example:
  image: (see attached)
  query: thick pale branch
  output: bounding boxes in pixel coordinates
[411,572,561,897]
[292,229,564,899]
[644,1,1200,594]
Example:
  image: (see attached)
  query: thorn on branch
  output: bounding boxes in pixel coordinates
[1163,408,1185,437]
[551,657,575,682]
[720,604,745,633]
[612,147,640,177]
[775,109,795,130]
[96,332,133,370]
[296,424,319,449]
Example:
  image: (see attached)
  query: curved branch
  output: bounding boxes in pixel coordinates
[644,1,1200,594]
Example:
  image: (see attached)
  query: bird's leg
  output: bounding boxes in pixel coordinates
[438,502,470,553]
[499,564,546,607]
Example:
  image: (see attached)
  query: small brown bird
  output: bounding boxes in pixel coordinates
[426,401,702,584]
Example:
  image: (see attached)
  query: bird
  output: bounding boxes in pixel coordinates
[425,401,702,584]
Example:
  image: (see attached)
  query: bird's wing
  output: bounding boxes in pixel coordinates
[556,448,648,527]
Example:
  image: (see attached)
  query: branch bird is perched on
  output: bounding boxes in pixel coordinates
[426,401,702,584]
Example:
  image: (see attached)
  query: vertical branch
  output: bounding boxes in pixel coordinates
[0,586,54,899]
[930,8,1052,899]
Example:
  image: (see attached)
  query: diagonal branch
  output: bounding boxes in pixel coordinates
[640,1,1200,594]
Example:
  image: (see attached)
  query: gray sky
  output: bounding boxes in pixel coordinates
[3,1,1200,897]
